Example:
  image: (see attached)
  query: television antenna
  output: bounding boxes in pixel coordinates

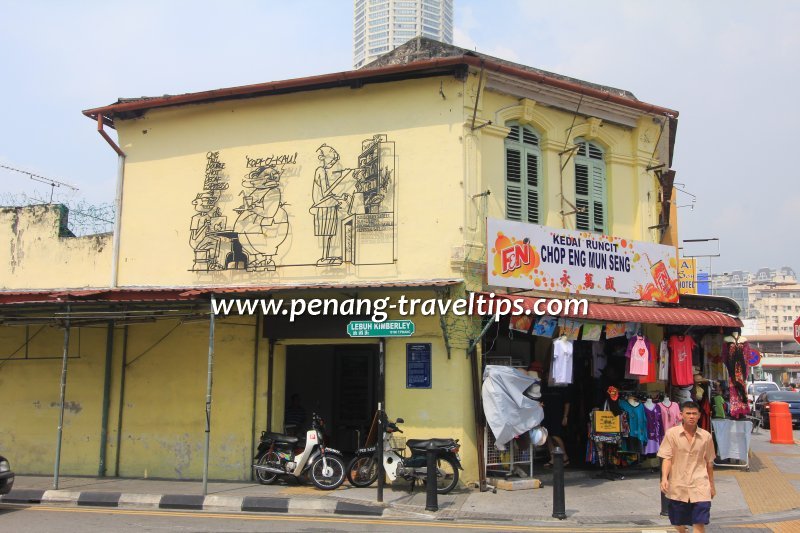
[0,164,79,202]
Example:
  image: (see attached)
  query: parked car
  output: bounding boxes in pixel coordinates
[0,455,14,495]
[747,381,780,406]
[752,391,800,429]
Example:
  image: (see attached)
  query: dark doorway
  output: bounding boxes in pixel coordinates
[285,345,377,453]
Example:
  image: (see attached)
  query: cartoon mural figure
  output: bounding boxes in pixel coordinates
[233,165,290,272]
[189,191,226,271]
[310,144,355,266]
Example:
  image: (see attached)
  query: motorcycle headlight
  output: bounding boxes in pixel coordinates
[0,460,10,473]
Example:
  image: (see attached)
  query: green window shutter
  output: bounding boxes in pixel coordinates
[506,147,522,221]
[574,140,606,233]
[505,123,541,224]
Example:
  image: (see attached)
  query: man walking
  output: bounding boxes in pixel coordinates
[658,401,716,532]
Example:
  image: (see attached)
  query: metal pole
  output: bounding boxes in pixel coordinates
[98,320,115,476]
[376,403,385,503]
[202,294,216,496]
[376,338,386,503]
[250,314,260,481]
[551,446,566,519]
[425,442,439,512]
[114,325,129,476]
[266,339,275,432]
[54,305,71,489]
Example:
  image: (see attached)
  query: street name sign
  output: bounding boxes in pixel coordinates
[347,320,415,337]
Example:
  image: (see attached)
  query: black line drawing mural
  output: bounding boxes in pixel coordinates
[189,135,395,274]
[190,151,229,271]
[341,134,396,266]
[310,144,355,266]
[232,165,290,272]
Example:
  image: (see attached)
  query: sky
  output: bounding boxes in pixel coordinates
[0,0,797,275]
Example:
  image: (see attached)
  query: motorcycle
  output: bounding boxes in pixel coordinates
[253,413,345,490]
[346,417,462,494]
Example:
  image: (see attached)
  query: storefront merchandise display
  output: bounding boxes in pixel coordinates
[660,397,681,429]
[558,318,582,341]
[626,335,651,376]
[643,398,664,455]
[702,333,727,381]
[533,316,557,337]
[669,335,696,386]
[618,396,648,446]
[605,323,626,339]
[481,365,544,450]
[582,322,603,341]
[551,336,574,385]
[657,340,670,381]
[724,333,750,419]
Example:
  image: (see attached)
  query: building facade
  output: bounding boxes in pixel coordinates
[353,0,453,68]
[1,39,728,486]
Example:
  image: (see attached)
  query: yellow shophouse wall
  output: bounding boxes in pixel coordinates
[113,77,467,287]
[0,205,112,290]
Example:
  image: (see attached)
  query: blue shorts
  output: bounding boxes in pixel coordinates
[668,499,711,526]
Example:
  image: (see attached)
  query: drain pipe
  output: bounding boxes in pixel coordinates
[96,114,126,288]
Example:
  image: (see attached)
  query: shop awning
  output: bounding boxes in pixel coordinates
[0,279,462,306]
[484,292,742,328]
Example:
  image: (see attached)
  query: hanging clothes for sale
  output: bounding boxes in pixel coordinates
[626,336,651,376]
[660,398,681,430]
[702,333,727,381]
[618,396,648,445]
[643,400,664,453]
[724,335,750,419]
[639,339,658,384]
[551,336,574,385]
[657,340,670,381]
[669,335,696,386]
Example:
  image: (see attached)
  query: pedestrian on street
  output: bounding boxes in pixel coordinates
[658,401,716,533]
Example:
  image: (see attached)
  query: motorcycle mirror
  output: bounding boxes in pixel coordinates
[396,418,404,423]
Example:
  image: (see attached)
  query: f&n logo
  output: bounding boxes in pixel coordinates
[500,239,531,274]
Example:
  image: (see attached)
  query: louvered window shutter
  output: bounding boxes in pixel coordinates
[505,123,541,224]
[574,140,607,233]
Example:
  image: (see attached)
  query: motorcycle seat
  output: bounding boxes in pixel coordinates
[262,432,299,445]
[406,438,456,451]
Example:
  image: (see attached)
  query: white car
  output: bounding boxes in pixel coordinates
[747,381,780,406]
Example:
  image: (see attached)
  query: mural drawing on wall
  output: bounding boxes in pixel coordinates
[189,134,395,273]
[189,151,229,271]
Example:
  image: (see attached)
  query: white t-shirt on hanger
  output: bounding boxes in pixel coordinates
[552,337,574,384]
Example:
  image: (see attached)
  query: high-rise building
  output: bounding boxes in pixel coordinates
[353,0,453,69]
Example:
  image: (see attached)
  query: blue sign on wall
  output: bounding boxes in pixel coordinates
[406,343,432,389]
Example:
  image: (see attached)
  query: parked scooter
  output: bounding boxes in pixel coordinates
[253,413,345,490]
[346,417,462,494]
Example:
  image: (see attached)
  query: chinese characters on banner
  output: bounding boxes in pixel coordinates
[487,218,679,303]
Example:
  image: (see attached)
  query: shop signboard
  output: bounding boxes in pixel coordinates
[406,343,432,388]
[347,320,415,337]
[487,218,679,303]
[678,257,697,295]
[593,411,621,433]
[795,317,800,345]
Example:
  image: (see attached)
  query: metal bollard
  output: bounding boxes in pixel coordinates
[551,447,566,520]
[425,441,439,512]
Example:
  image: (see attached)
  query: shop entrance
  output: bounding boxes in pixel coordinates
[285,345,378,454]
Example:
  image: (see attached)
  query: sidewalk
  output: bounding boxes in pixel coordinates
[3,429,799,528]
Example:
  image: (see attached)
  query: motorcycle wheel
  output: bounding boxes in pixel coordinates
[255,452,280,485]
[346,456,378,487]
[309,454,345,490]
[435,456,459,494]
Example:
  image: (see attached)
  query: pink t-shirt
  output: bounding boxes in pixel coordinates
[628,336,650,376]
[660,401,681,430]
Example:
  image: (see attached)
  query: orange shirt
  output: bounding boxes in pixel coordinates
[657,425,715,502]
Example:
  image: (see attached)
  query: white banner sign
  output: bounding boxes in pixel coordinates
[487,218,679,303]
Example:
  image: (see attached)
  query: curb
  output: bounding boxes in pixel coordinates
[0,489,387,518]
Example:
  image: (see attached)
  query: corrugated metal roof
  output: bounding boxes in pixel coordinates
[0,280,462,305]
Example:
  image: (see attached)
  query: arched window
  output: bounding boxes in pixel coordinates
[574,139,606,233]
[504,123,541,224]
